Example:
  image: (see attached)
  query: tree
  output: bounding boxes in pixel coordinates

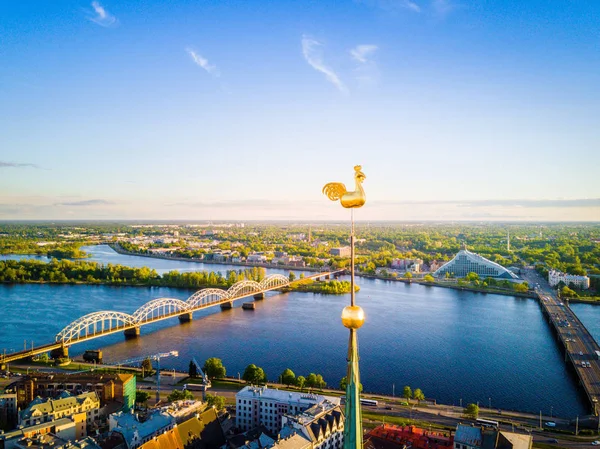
[141,357,153,377]
[306,373,318,389]
[465,272,479,282]
[135,390,151,406]
[465,403,479,419]
[168,389,194,402]
[561,285,578,298]
[413,388,425,404]
[404,271,413,279]
[339,376,363,393]
[203,358,226,380]
[206,393,225,410]
[281,368,296,386]
[423,274,434,283]
[403,386,412,401]
[289,272,296,282]
[242,364,267,384]
[189,361,198,378]
[315,374,326,389]
[296,376,306,390]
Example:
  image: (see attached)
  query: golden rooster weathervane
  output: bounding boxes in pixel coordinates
[322,165,366,209]
[322,165,366,449]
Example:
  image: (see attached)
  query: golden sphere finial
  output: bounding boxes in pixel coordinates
[341,305,365,329]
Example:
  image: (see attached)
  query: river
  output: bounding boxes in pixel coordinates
[0,245,593,418]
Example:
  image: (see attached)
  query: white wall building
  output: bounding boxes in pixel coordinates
[548,270,590,290]
[280,401,344,449]
[235,386,340,434]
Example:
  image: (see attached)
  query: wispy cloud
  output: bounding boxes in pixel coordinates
[89,1,117,27]
[186,48,220,77]
[301,36,347,94]
[55,199,115,207]
[0,161,39,169]
[432,0,454,16]
[357,0,421,13]
[350,45,378,64]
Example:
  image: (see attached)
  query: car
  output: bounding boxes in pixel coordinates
[549,439,558,444]
[580,351,584,356]
[591,441,600,446]
[545,422,556,427]
[400,401,409,406]
[385,406,392,410]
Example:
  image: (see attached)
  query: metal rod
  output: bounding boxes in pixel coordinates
[350,208,355,307]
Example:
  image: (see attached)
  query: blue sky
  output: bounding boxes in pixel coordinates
[1,0,599,221]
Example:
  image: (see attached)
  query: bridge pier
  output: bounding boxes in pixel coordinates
[220,301,233,310]
[124,327,140,339]
[178,312,193,323]
[253,293,265,300]
[50,346,69,360]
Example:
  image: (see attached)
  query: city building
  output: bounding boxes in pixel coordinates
[390,259,423,273]
[0,417,80,449]
[108,410,176,449]
[20,392,100,429]
[0,393,18,429]
[235,386,340,434]
[8,373,136,411]
[247,254,268,263]
[176,407,225,449]
[365,425,453,449]
[548,270,590,290]
[138,429,184,449]
[454,425,532,449]
[329,247,351,258]
[433,249,519,279]
[280,401,344,449]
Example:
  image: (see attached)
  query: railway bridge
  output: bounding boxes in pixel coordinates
[0,271,343,366]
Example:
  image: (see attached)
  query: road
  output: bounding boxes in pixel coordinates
[521,268,600,416]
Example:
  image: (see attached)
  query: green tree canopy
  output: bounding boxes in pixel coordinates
[242,364,267,384]
[465,403,479,419]
[413,388,425,403]
[296,376,306,390]
[305,373,318,388]
[168,389,194,402]
[404,271,413,279]
[135,390,151,405]
[203,358,226,380]
[465,272,479,282]
[423,274,435,283]
[189,361,198,378]
[206,393,225,410]
[281,368,296,386]
[403,386,412,401]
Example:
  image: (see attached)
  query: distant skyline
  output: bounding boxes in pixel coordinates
[1,0,599,221]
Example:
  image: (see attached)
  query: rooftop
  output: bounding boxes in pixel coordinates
[237,386,339,406]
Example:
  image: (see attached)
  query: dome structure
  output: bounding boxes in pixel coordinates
[433,248,519,279]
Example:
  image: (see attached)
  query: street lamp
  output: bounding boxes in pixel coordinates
[550,406,553,418]
[489,397,491,409]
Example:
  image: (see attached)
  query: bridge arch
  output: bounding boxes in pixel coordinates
[227,280,261,299]
[259,274,290,290]
[56,311,136,344]
[132,298,190,323]
[187,288,228,308]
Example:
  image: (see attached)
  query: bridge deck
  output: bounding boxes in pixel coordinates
[538,290,600,414]
[0,270,343,365]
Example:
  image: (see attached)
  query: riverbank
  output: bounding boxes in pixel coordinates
[109,243,324,272]
[359,273,537,299]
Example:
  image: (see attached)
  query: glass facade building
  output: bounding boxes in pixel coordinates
[433,249,518,279]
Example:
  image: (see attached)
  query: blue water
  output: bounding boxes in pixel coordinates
[0,245,592,418]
